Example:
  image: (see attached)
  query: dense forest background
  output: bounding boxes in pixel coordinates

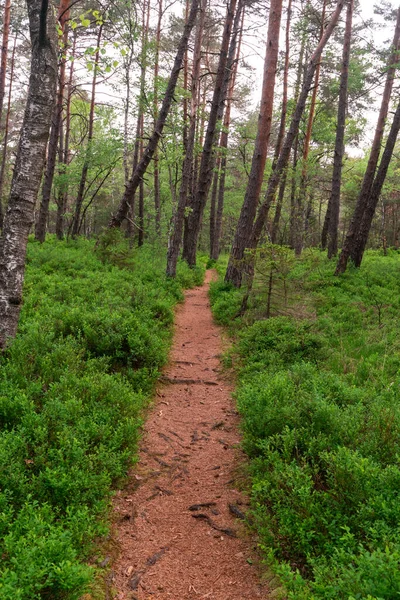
[1,0,400,598]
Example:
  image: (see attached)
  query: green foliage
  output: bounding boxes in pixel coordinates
[0,236,201,599]
[211,250,400,599]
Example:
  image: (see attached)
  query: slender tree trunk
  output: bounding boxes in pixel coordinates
[35,0,69,242]
[109,0,199,229]
[336,6,400,274]
[166,0,206,277]
[0,0,57,348]
[182,0,238,267]
[56,28,75,239]
[153,0,163,236]
[0,32,16,228]
[225,0,283,285]
[322,0,353,258]
[0,0,11,123]
[71,23,103,237]
[293,0,326,256]
[270,0,292,242]
[211,3,245,260]
[250,0,345,256]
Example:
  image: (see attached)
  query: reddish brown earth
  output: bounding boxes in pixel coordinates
[110,271,269,600]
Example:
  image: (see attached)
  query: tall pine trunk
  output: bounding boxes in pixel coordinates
[0,0,57,348]
[225,0,283,286]
[211,3,245,260]
[322,0,353,258]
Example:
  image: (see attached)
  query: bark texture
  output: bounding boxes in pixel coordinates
[109,0,199,229]
[0,0,57,348]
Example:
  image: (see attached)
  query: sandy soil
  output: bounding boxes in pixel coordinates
[110,270,269,600]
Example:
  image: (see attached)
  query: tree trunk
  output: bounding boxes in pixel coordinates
[166,0,206,277]
[56,28,76,240]
[0,32,16,228]
[0,0,57,348]
[109,0,199,229]
[182,0,238,267]
[350,100,400,267]
[71,23,103,237]
[323,0,353,258]
[0,0,11,123]
[153,0,163,236]
[211,3,245,260]
[336,6,400,274]
[270,0,292,242]
[294,0,326,256]
[225,0,283,286]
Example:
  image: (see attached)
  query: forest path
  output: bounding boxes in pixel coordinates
[111,271,268,600]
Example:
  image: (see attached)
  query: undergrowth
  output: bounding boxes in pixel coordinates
[0,235,204,600]
[210,248,400,599]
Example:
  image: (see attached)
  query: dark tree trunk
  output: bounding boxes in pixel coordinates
[270,0,292,242]
[109,0,199,229]
[166,0,206,278]
[351,100,400,267]
[71,23,103,237]
[225,0,283,286]
[35,0,70,242]
[294,0,326,256]
[182,0,238,267]
[336,6,400,274]
[211,3,245,260]
[0,0,57,348]
[323,0,353,258]
[56,28,75,240]
[153,0,163,236]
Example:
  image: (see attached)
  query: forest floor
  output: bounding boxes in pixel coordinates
[109,270,269,600]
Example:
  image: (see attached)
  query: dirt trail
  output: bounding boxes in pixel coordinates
[111,271,268,600]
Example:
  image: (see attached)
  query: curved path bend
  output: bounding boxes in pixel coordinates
[111,271,269,600]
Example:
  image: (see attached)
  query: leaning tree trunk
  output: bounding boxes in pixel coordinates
[225,0,283,286]
[182,0,238,267]
[350,100,400,266]
[322,0,353,258]
[0,0,57,349]
[336,6,400,274]
[109,0,199,229]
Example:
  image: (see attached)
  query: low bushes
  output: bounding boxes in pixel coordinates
[0,236,204,599]
[211,249,400,599]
